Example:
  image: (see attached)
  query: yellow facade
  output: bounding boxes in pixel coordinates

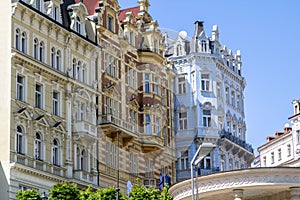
[0,0,176,199]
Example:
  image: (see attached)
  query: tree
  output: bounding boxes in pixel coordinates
[16,189,42,200]
[49,182,80,200]
[160,185,173,200]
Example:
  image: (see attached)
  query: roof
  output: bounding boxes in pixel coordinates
[75,0,99,15]
[118,6,140,22]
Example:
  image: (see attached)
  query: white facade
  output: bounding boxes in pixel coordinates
[166,21,254,182]
[258,100,300,167]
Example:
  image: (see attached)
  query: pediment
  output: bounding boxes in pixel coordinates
[14,107,32,120]
[51,122,66,133]
[35,115,49,127]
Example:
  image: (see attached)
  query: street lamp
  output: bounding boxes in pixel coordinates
[41,192,48,199]
[191,142,216,200]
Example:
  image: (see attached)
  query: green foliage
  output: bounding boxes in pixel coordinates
[49,182,80,200]
[16,189,42,200]
[160,185,173,200]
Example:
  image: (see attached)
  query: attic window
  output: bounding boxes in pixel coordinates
[75,16,82,34]
[107,15,114,32]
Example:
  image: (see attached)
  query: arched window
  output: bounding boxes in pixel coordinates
[145,114,151,135]
[16,126,24,154]
[77,61,81,80]
[34,38,39,59]
[75,16,81,34]
[52,139,60,166]
[82,65,86,83]
[39,41,45,62]
[76,147,80,169]
[51,47,55,68]
[81,150,87,171]
[56,50,61,70]
[34,132,42,160]
[21,32,27,53]
[15,29,20,50]
[72,58,76,78]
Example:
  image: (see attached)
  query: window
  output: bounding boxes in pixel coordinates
[16,126,24,154]
[227,121,231,132]
[34,38,39,59]
[180,150,189,170]
[278,148,282,161]
[153,39,158,53]
[231,91,235,107]
[51,47,55,68]
[17,75,25,101]
[145,114,151,134]
[105,54,118,78]
[177,44,182,56]
[232,124,237,135]
[72,58,77,78]
[201,74,210,91]
[34,133,42,160]
[53,6,59,21]
[39,41,45,62]
[144,73,150,93]
[263,156,266,167]
[203,109,211,127]
[217,82,221,97]
[145,159,153,178]
[35,83,43,109]
[107,15,114,32]
[82,65,86,83]
[128,68,136,89]
[271,152,274,164]
[80,103,86,121]
[201,40,207,52]
[129,110,137,132]
[35,0,42,11]
[75,16,81,34]
[21,32,27,53]
[179,112,187,130]
[15,29,20,50]
[129,31,134,45]
[56,50,61,70]
[105,143,118,168]
[225,87,229,103]
[155,116,161,136]
[287,144,291,156]
[205,157,211,169]
[178,76,186,94]
[129,153,138,174]
[154,77,160,95]
[77,61,81,80]
[297,130,300,144]
[52,139,60,166]
[237,94,241,110]
[80,150,87,171]
[104,97,119,116]
[52,91,60,116]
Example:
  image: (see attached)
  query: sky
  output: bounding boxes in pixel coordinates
[118,0,300,154]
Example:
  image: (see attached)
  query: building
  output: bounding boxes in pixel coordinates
[0,0,176,199]
[169,167,300,200]
[258,100,300,167]
[165,21,254,182]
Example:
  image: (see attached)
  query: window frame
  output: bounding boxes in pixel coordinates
[201,73,210,91]
[34,132,43,160]
[52,139,60,166]
[179,111,188,130]
[178,76,186,94]
[35,83,43,109]
[202,109,211,127]
[16,75,25,101]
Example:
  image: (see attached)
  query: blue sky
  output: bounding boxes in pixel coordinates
[118,0,300,154]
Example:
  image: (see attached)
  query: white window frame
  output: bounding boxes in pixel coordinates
[35,82,44,109]
[107,15,114,32]
[179,112,188,130]
[52,90,61,116]
[34,132,43,160]
[201,74,210,91]
[52,139,60,166]
[16,74,25,101]
[16,126,25,154]
[145,114,151,134]
[128,68,137,89]
[144,73,150,93]
[178,76,186,94]
[203,109,211,127]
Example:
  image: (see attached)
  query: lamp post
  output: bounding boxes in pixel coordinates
[191,143,216,200]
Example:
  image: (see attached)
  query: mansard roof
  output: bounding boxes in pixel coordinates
[118,6,140,22]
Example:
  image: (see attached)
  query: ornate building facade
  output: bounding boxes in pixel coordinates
[0,0,176,199]
[165,21,254,182]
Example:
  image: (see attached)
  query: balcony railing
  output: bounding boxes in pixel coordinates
[74,121,97,137]
[219,130,253,153]
[99,114,137,136]
[74,170,97,185]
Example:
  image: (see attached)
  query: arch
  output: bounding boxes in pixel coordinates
[53,138,60,165]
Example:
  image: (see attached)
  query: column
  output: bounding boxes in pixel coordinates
[233,189,243,200]
[225,152,230,171]
[290,187,300,200]
[65,83,73,178]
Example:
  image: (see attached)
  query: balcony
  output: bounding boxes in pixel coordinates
[74,121,97,137]
[74,170,97,185]
[219,130,254,153]
[139,135,164,153]
[99,114,138,146]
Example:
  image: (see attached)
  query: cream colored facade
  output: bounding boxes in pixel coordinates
[0,0,176,199]
[169,168,300,200]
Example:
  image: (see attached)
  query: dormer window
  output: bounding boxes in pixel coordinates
[75,16,82,34]
[107,15,114,32]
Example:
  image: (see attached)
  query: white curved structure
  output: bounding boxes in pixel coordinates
[169,167,300,200]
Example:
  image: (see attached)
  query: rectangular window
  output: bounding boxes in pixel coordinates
[155,116,161,136]
[271,152,274,164]
[287,144,291,156]
[105,54,118,78]
[17,75,25,101]
[154,77,160,95]
[237,94,241,110]
[201,74,210,91]
[145,160,153,178]
[231,91,235,107]
[179,112,188,130]
[130,153,138,175]
[145,114,151,134]
[203,110,211,127]
[217,82,221,97]
[144,73,150,93]
[128,68,136,89]
[35,83,43,109]
[278,149,282,161]
[52,91,60,116]
[180,151,189,170]
[225,87,229,103]
[297,130,300,144]
[129,110,137,132]
[263,156,266,167]
[107,15,114,32]
[178,76,186,94]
